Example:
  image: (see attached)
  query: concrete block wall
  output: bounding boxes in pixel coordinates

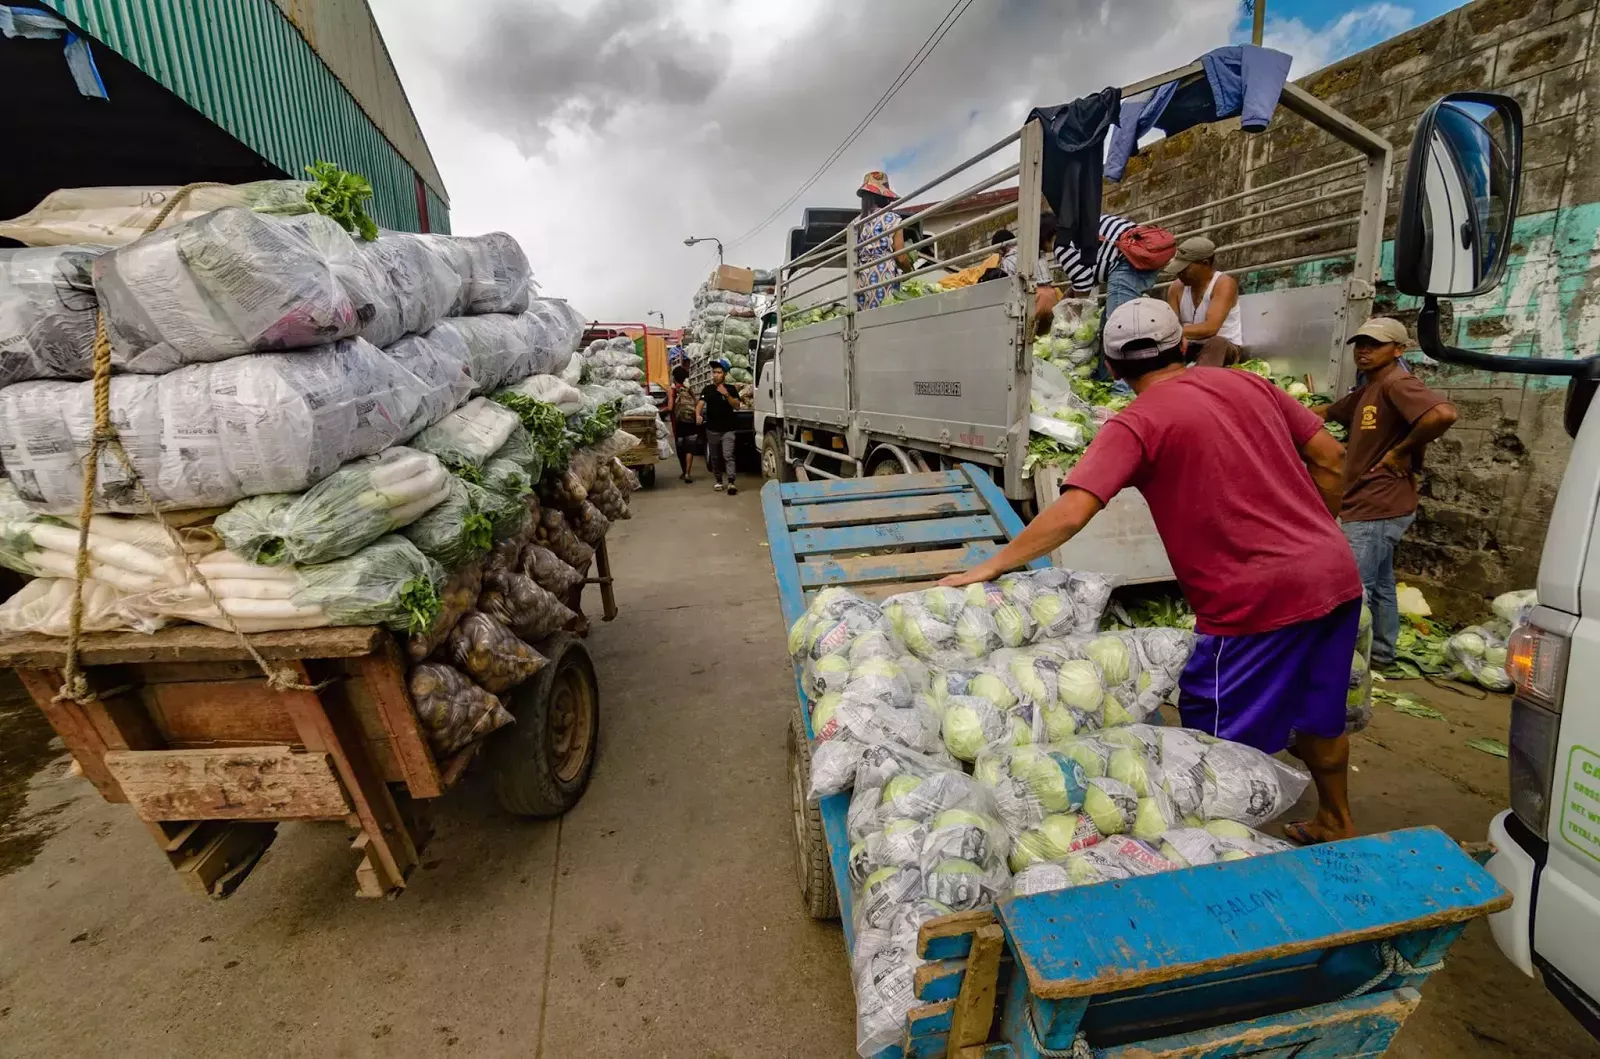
[1102,0,1600,620]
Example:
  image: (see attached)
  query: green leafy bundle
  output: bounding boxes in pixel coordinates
[304,161,379,241]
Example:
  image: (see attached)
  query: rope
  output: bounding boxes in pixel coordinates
[55,183,321,705]
[1339,940,1444,1000]
[1026,998,1095,1058]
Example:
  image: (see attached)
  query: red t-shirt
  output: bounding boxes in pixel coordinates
[1065,367,1362,637]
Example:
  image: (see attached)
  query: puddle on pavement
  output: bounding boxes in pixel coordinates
[0,672,65,877]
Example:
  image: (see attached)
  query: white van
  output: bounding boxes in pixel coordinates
[1403,91,1600,1038]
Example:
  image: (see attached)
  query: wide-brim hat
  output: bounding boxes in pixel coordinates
[858,171,897,199]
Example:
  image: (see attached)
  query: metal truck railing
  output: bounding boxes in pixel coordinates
[775,59,1392,492]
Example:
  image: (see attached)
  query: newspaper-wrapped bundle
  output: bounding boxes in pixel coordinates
[0,181,318,248]
[455,232,533,315]
[0,246,103,385]
[357,232,463,348]
[0,337,449,512]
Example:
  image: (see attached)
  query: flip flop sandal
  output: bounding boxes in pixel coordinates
[1283,821,1331,847]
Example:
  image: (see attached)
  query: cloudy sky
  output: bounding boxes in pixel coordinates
[371,0,1457,324]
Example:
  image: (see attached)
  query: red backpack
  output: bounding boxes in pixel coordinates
[1115,224,1178,272]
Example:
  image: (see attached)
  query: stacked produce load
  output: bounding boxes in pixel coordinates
[0,176,640,759]
[683,277,758,392]
[786,570,1308,1056]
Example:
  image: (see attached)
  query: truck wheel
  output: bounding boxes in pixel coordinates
[637,465,656,488]
[869,447,913,476]
[789,707,839,919]
[763,431,795,483]
[489,633,599,817]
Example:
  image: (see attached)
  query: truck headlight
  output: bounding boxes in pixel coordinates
[1506,623,1568,840]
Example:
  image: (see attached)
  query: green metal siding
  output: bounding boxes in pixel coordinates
[46,0,448,233]
[424,184,450,235]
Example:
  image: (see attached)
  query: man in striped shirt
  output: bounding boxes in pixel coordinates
[1052,213,1160,320]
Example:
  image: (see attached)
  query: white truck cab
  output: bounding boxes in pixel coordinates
[1403,91,1600,1039]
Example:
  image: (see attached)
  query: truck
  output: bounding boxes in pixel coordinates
[756,60,1395,583]
[1414,91,1600,1039]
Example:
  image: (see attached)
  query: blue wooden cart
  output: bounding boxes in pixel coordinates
[762,464,1511,1058]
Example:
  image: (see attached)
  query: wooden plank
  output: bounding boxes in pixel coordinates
[355,637,442,798]
[947,924,1003,1054]
[144,679,303,746]
[172,822,277,899]
[960,463,1051,571]
[15,668,123,802]
[998,827,1512,1000]
[136,660,273,684]
[0,625,383,669]
[799,543,1000,588]
[594,536,618,622]
[790,515,1004,558]
[1099,986,1420,1058]
[104,747,351,821]
[919,909,998,961]
[81,688,166,751]
[915,958,967,1004]
[785,492,984,528]
[778,468,964,501]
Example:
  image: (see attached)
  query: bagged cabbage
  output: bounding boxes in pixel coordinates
[399,475,494,568]
[808,689,947,799]
[883,568,1115,665]
[0,246,102,385]
[454,232,532,315]
[293,535,443,634]
[1156,821,1293,867]
[94,209,378,372]
[409,662,515,757]
[1349,603,1375,733]
[1492,589,1538,630]
[940,692,1039,762]
[407,559,483,662]
[1010,835,1181,896]
[444,610,548,693]
[477,568,576,640]
[1447,625,1513,691]
[789,588,898,689]
[408,396,521,473]
[518,543,583,597]
[356,232,461,348]
[0,336,442,513]
[215,448,451,566]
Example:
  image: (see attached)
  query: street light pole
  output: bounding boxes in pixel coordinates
[683,235,725,267]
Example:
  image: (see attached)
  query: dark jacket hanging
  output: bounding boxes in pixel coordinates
[1026,86,1121,269]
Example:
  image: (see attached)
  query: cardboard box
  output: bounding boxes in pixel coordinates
[709,264,754,294]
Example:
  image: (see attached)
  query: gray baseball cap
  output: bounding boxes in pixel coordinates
[1103,298,1183,360]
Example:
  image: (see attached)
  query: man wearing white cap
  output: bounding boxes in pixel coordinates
[942,297,1362,846]
[1317,318,1457,670]
[1163,236,1244,367]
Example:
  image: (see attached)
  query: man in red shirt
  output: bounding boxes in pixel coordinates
[940,298,1362,844]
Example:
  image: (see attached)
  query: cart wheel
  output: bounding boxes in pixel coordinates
[788,707,839,920]
[763,431,795,483]
[489,633,599,817]
[637,464,656,488]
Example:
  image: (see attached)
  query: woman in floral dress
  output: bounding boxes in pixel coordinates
[854,171,912,310]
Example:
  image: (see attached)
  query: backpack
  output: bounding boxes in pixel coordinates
[673,384,697,423]
[1115,224,1178,272]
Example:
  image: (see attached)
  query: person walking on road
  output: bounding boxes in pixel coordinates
[938,298,1363,847]
[1163,236,1244,367]
[1317,318,1458,669]
[666,364,700,483]
[697,360,744,495]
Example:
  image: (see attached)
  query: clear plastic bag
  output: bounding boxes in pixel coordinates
[1492,589,1538,629]
[0,336,440,513]
[292,535,444,634]
[356,232,461,348]
[477,568,576,640]
[380,326,476,437]
[432,313,532,397]
[518,543,583,597]
[0,246,102,385]
[1447,624,1513,691]
[444,610,548,693]
[567,501,611,545]
[532,507,593,571]
[399,475,494,568]
[215,447,450,566]
[454,232,533,315]
[497,374,585,416]
[883,568,1116,666]
[407,559,483,662]
[409,662,515,757]
[95,209,378,371]
[407,396,521,472]
[0,181,317,248]
[0,577,150,636]
[463,478,531,541]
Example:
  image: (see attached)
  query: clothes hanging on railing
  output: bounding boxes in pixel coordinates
[1026,87,1121,273]
[1105,45,1293,181]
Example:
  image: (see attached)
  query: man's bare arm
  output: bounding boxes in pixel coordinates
[1181,274,1237,340]
[1380,402,1458,475]
[938,488,1105,586]
[1300,429,1346,517]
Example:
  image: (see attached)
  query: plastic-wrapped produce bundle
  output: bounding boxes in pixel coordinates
[883,568,1116,666]
[1349,603,1375,732]
[0,246,102,384]
[215,448,450,566]
[939,691,1039,762]
[522,298,586,371]
[94,209,379,372]
[1446,623,1514,692]
[433,313,533,396]
[808,688,947,799]
[1010,835,1182,896]
[292,535,443,634]
[357,232,461,348]
[399,475,494,568]
[518,543,583,597]
[455,232,532,315]
[1004,626,1194,732]
[409,662,515,757]
[1492,589,1538,630]
[384,326,476,437]
[971,743,1100,870]
[1155,821,1294,867]
[0,336,436,513]
[478,568,576,640]
[496,374,585,419]
[130,550,325,632]
[463,478,531,541]
[0,577,149,636]
[0,181,318,248]
[788,587,898,692]
[407,396,521,473]
[407,560,484,662]
[532,507,593,570]
[444,610,548,693]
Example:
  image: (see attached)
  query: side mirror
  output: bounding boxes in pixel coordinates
[1395,92,1522,298]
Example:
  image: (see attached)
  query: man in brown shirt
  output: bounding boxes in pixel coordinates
[1319,318,1459,667]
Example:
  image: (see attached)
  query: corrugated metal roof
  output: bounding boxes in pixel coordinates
[45,0,447,233]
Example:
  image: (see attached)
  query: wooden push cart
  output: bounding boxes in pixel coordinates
[618,413,660,488]
[0,624,599,899]
[762,464,1511,1058]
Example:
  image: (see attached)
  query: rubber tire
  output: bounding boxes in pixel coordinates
[789,707,839,919]
[637,464,656,488]
[869,449,911,476]
[763,431,795,483]
[489,633,599,817]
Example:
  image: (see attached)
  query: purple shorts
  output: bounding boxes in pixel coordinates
[1177,598,1361,754]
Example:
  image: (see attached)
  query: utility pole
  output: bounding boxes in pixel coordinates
[1251,0,1265,45]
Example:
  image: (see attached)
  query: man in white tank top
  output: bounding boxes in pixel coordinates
[1163,236,1244,368]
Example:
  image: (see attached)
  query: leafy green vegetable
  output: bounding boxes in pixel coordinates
[1103,594,1196,631]
[1466,738,1509,759]
[492,391,572,474]
[1023,435,1083,476]
[293,535,443,634]
[303,161,378,241]
[1237,358,1273,378]
[569,400,621,447]
[1373,688,1447,720]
